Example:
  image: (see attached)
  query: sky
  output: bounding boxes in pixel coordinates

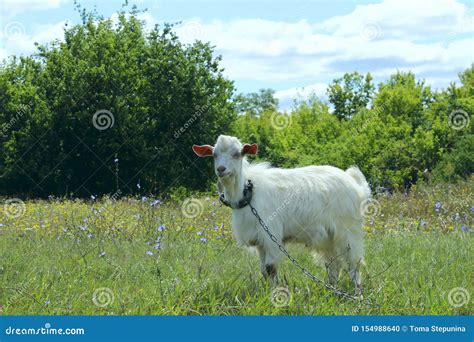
[0,0,473,109]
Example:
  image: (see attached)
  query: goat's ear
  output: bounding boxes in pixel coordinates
[241,143,258,156]
[192,144,214,157]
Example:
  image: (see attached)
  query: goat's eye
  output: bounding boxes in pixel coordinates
[232,152,241,159]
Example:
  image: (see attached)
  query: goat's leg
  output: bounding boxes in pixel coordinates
[256,245,268,277]
[325,257,342,285]
[348,259,363,295]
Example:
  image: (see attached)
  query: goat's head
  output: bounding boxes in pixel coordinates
[192,135,257,181]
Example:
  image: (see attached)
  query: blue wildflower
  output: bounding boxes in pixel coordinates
[146,251,154,256]
[470,205,474,213]
[197,231,203,236]
[99,252,106,257]
[154,243,161,250]
[158,224,165,232]
[214,225,219,231]
[45,300,50,305]
[435,202,442,211]
[87,233,93,239]
[461,225,467,232]
[200,237,207,243]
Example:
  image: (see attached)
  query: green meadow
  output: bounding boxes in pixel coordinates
[1,180,472,315]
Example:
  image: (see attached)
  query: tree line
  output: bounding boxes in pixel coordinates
[0,9,472,197]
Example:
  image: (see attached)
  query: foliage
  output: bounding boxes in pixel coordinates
[234,68,473,191]
[0,9,234,197]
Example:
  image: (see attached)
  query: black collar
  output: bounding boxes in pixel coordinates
[219,180,253,209]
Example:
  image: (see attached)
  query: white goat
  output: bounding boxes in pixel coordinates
[193,135,371,292]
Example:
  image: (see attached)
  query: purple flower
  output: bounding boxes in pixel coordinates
[461,225,467,232]
[87,233,93,239]
[214,225,219,231]
[99,252,106,257]
[200,237,207,243]
[211,201,217,206]
[141,196,148,202]
[470,205,474,213]
[197,231,203,236]
[154,243,161,250]
[45,300,50,305]
[145,251,154,256]
[156,236,162,243]
[435,202,442,211]
[158,224,165,232]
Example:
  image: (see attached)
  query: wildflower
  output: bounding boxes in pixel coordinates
[114,158,119,163]
[87,233,93,239]
[214,225,219,231]
[470,205,474,213]
[141,196,148,202]
[146,251,154,256]
[461,225,467,232]
[137,182,141,189]
[56,235,61,240]
[79,225,87,231]
[151,199,161,207]
[435,202,442,211]
[99,252,106,257]
[200,237,207,243]
[156,236,162,243]
[154,243,161,250]
[197,231,203,236]
[45,300,50,305]
[91,195,96,201]
[158,224,165,232]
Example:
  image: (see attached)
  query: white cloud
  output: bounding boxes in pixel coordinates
[0,20,68,59]
[275,83,328,111]
[1,0,65,17]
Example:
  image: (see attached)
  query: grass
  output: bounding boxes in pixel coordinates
[0,179,473,315]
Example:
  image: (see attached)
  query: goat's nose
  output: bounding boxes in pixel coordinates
[217,166,226,173]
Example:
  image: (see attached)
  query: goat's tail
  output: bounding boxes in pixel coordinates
[346,166,371,200]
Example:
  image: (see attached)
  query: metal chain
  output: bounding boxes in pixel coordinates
[249,203,361,302]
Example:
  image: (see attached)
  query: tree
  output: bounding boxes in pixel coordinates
[234,88,279,116]
[327,72,374,120]
[0,8,235,197]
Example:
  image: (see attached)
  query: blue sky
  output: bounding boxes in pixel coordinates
[1,0,473,109]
